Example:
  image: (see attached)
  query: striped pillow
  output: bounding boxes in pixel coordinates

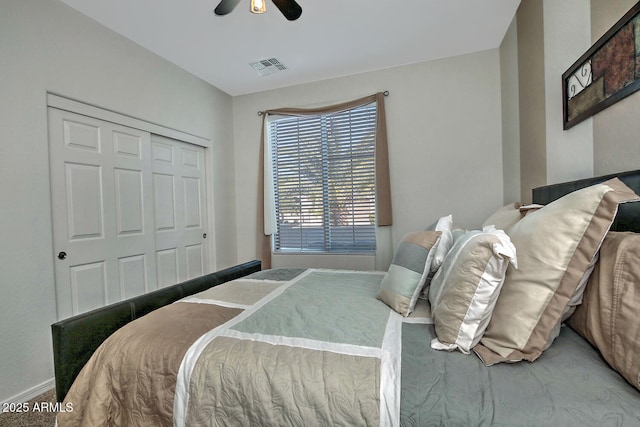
[429,228,517,354]
[377,231,441,316]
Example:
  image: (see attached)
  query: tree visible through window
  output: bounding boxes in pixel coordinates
[269,102,377,253]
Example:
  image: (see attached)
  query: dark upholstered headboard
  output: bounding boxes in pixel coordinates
[52,260,261,402]
[532,169,640,233]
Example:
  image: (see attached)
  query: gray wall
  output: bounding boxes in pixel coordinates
[0,0,236,402]
[233,50,506,268]
[499,18,521,205]
[513,0,640,201]
[591,0,640,175]
[515,0,548,203]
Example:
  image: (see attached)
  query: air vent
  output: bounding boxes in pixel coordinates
[250,58,288,77]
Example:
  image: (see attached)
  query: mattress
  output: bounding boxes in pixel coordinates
[57,268,640,426]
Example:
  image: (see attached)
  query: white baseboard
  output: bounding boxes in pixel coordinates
[2,378,55,404]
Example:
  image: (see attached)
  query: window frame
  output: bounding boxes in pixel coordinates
[268,102,378,255]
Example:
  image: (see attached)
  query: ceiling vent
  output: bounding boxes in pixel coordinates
[250,58,288,77]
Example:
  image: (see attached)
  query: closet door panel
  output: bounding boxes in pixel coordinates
[49,108,157,319]
[49,107,209,319]
[152,135,209,286]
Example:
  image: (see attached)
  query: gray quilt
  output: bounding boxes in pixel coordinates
[59,268,640,426]
[401,323,640,426]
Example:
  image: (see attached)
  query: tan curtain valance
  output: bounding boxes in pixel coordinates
[258,92,392,268]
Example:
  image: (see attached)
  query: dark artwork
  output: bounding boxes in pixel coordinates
[563,2,640,129]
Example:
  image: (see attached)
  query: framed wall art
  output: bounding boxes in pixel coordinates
[563,1,640,130]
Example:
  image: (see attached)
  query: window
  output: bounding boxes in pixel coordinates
[269,103,377,254]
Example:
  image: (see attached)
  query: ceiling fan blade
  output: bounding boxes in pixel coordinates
[271,0,302,20]
[214,0,241,15]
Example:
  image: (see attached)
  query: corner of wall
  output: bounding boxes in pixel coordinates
[516,0,547,203]
[499,16,521,204]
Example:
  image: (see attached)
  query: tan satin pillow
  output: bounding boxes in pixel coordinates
[475,178,640,365]
[567,231,640,391]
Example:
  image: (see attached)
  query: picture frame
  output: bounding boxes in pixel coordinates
[562,1,640,130]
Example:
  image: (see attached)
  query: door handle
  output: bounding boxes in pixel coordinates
[57,251,67,260]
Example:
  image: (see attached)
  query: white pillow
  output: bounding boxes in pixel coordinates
[426,214,453,273]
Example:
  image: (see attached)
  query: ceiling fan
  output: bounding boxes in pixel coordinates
[214,0,302,21]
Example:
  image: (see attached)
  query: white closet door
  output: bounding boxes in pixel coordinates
[49,108,158,319]
[151,135,208,287]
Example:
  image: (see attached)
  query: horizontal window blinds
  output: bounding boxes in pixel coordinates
[270,103,377,253]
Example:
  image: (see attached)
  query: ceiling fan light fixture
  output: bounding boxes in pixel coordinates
[214,0,301,20]
[251,0,266,14]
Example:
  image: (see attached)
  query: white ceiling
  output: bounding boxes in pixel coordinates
[58,0,521,96]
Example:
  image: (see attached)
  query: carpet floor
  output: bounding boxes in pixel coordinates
[0,389,57,427]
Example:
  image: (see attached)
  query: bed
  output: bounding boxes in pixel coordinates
[54,170,640,426]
